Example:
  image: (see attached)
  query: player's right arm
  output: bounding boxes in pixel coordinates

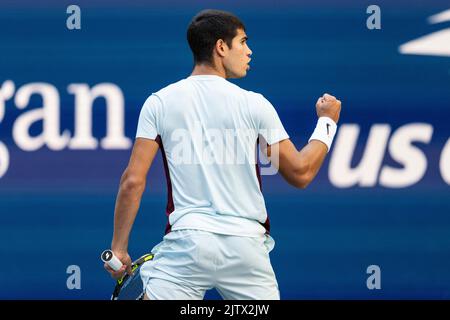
[105,137,160,279]
[267,93,341,189]
[105,94,163,279]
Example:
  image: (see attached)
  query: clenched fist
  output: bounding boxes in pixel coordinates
[316,93,341,123]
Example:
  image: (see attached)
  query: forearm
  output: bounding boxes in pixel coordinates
[296,140,328,187]
[296,116,338,186]
[111,179,146,251]
[273,116,338,188]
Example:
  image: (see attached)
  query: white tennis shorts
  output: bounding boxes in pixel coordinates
[140,229,280,300]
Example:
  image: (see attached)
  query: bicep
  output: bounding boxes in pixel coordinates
[266,139,307,187]
[249,93,289,145]
[123,138,160,181]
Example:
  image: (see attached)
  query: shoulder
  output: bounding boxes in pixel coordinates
[223,80,261,98]
[244,89,273,113]
[140,79,192,113]
[152,79,191,102]
[222,81,272,108]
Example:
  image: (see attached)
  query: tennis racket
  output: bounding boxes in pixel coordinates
[102,250,154,300]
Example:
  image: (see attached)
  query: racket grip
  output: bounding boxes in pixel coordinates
[101,249,123,271]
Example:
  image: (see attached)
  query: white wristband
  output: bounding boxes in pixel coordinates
[308,117,337,152]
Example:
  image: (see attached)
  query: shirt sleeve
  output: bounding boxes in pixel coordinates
[250,93,290,145]
[135,94,163,140]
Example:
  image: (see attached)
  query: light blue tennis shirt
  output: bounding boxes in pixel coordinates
[136,75,289,238]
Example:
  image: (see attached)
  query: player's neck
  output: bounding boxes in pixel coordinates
[191,63,226,78]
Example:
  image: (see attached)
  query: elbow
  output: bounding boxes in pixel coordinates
[293,161,313,189]
[295,176,312,189]
[120,172,146,194]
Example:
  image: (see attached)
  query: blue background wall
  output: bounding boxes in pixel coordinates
[0,0,449,299]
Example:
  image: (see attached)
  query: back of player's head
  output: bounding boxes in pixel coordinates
[187,9,246,66]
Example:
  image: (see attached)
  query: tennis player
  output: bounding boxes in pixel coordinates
[104,9,341,300]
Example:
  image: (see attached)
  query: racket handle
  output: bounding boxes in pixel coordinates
[101,249,123,271]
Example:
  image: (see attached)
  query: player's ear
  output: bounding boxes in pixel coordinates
[215,39,227,58]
